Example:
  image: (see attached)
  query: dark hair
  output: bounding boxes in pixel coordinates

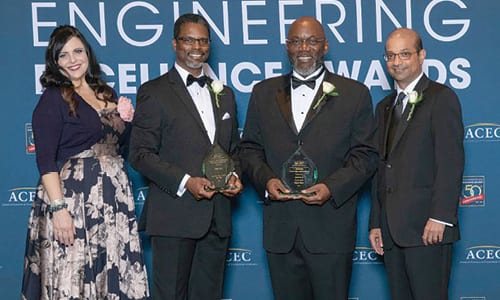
[173,13,210,40]
[40,25,113,115]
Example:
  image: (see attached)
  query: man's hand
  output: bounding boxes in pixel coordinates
[266,178,299,201]
[300,183,331,205]
[220,175,243,197]
[186,177,216,200]
[422,219,445,246]
[369,228,384,255]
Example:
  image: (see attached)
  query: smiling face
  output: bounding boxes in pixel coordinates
[172,22,210,76]
[57,36,89,86]
[385,28,426,89]
[286,17,328,77]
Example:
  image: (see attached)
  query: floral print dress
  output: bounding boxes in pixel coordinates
[21,108,149,299]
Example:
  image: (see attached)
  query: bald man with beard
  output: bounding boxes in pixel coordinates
[240,16,378,300]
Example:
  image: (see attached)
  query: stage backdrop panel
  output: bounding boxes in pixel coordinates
[1,1,499,299]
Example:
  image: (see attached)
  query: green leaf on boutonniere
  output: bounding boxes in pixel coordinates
[312,81,339,110]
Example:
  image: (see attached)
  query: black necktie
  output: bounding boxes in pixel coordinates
[387,92,406,150]
[393,92,405,120]
[291,68,324,89]
[186,74,208,87]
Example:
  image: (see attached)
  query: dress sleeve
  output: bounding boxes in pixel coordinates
[32,88,64,175]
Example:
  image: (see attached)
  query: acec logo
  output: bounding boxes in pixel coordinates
[461,245,500,264]
[4,187,37,207]
[226,248,257,267]
[464,123,500,142]
[353,246,382,264]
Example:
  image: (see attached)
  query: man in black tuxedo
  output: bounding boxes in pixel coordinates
[129,13,242,300]
[239,16,378,300]
[369,28,464,300]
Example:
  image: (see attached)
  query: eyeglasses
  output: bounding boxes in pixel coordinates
[286,38,325,47]
[176,36,210,46]
[383,51,419,62]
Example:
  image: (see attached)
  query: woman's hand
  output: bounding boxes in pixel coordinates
[52,208,76,246]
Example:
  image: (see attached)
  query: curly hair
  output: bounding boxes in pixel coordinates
[40,25,114,115]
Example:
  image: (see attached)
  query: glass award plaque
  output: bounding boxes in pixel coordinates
[202,143,235,191]
[281,147,318,196]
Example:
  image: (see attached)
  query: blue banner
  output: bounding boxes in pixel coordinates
[1,1,499,299]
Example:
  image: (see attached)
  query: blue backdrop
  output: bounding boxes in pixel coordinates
[1,1,499,299]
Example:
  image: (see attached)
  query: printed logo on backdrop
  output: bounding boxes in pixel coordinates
[464,123,500,142]
[4,187,37,207]
[133,186,148,207]
[25,123,35,154]
[460,297,486,300]
[353,246,382,264]
[461,176,485,207]
[460,245,500,264]
[226,248,258,267]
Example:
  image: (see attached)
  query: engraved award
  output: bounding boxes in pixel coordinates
[281,146,318,196]
[202,143,235,191]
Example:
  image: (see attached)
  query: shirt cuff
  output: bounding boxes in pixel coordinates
[429,218,453,227]
[177,174,190,197]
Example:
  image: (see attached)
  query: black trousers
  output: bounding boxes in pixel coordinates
[266,230,353,300]
[384,242,452,300]
[150,221,229,300]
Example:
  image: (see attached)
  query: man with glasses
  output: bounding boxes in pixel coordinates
[240,16,377,299]
[129,13,242,300]
[369,28,464,300]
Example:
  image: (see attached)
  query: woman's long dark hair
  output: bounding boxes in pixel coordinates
[40,25,114,115]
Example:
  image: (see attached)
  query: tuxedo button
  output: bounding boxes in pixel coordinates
[386,164,392,169]
[387,187,393,193]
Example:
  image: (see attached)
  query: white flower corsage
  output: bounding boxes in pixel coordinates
[208,80,224,108]
[312,81,339,110]
[406,90,424,121]
[117,96,135,122]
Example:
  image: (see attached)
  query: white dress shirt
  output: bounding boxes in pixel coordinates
[175,63,216,196]
[291,67,325,132]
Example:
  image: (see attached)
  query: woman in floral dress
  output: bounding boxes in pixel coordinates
[21,25,149,299]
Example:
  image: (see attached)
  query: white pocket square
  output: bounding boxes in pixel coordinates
[222,112,231,120]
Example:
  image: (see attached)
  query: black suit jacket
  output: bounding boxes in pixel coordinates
[369,75,464,247]
[240,71,378,254]
[129,68,240,239]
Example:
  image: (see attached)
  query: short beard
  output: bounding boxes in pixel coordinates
[291,58,324,77]
[185,61,204,70]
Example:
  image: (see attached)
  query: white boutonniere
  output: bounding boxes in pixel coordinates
[406,90,424,121]
[208,80,224,108]
[117,96,134,122]
[312,81,339,110]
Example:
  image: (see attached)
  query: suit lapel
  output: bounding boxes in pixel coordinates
[387,75,430,155]
[382,92,396,158]
[301,72,336,131]
[207,78,224,142]
[168,69,212,144]
[275,75,299,135]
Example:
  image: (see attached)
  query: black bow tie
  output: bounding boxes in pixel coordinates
[186,74,208,87]
[291,68,325,89]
